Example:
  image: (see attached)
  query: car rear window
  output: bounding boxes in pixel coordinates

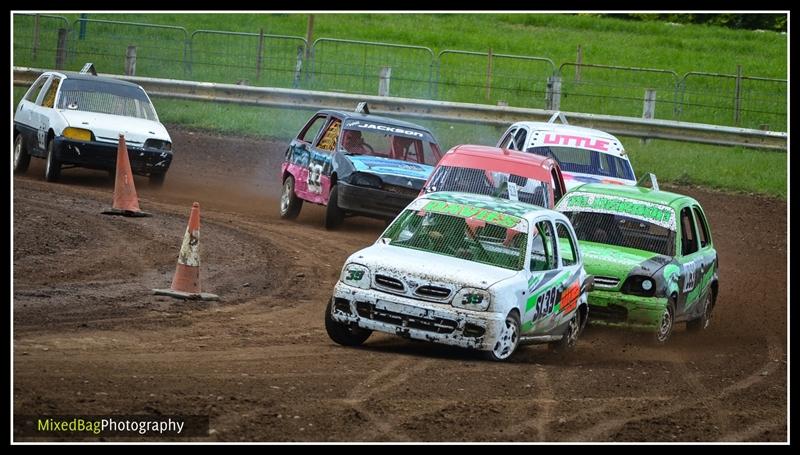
[427,165,552,208]
[528,146,634,180]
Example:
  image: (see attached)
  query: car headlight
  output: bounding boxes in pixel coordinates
[350,172,382,188]
[145,139,172,151]
[62,127,93,142]
[340,263,371,289]
[621,275,656,297]
[452,288,491,311]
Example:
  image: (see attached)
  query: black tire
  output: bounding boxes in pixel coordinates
[484,312,520,362]
[325,184,345,230]
[549,309,582,353]
[44,139,61,182]
[324,299,371,346]
[653,303,675,344]
[687,292,712,332]
[149,172,166,188]
[13,134,31,174]
[279,175,303,219]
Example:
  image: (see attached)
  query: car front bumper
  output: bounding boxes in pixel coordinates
[331,281,506,351]
[587,290,668,331]
[53,137,173,176]
[336,181,417,220]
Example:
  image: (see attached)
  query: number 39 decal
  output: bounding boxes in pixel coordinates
[532,287,560,322]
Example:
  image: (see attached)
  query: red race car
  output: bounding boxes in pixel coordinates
[421,144,567,208]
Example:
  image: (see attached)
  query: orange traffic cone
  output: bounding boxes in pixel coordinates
[153,202,219,301]
[102,134,149,217]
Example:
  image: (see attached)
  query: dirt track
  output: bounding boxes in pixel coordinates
[13,127,787,442]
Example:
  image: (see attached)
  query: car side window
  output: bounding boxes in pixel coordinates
[680,207,699,256]
[530,220,558,271]
[315,117,341,152]
[499,128,517,149]
[693,206,711,248]
[551,168,563,201]
[40,76,62,108]
[511,128,528,151]
[299,115,327,144]
[23,75,49,103]
[555,221,578,267]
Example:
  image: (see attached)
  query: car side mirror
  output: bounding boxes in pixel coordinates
[297,142,308,151]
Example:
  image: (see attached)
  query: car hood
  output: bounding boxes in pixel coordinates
[562,172,635,191]
[349,242,520,291]
[347,155,434,181]
[57,109,171,146]
[579,241,672,289]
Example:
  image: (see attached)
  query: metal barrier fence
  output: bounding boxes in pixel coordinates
[69,19,188,78]
[188,30,307,88]
[677,71,787,131]
[436,50,556,109]
[558,63,681,120]
[308,38,435,99]
[10,15,787,132]
[12,14,70,70]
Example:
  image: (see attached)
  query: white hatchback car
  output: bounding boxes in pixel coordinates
[325,191,592,361]
[13,69,173,186]
[498,114,636,190]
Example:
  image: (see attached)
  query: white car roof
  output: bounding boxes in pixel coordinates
[509,121,627,158]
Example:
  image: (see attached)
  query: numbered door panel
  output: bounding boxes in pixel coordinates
[522,217,572,335]
[676,205,714,320]
[288,115,338,205]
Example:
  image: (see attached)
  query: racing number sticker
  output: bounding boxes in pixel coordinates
[307,162,324,194]
[683,260,699,292]
[532,286,561,322]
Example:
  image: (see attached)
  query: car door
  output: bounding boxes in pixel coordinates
[522,217,569,335]
[689,204,717,317]
[300,115,340,204]
[31,74,62,154]
[675,205,710,321]
[554,219,584,321]
[15,73,50,155]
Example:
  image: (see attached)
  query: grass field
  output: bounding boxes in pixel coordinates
[13,13,787,129]
[12,13,787,198]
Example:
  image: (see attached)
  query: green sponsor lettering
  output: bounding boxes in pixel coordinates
[423,200,521,228]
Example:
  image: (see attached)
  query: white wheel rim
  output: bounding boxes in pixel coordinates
[566,316,579,347]
[492,318,518,359]
[280,179,292,214]
[14,138,21,166]
[46,148,52,175]
[657,308,672,342]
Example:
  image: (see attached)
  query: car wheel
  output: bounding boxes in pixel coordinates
[280,175,303,219]
[324,299,371,346]
[324,184,344,230]
[687,292,712,332]
[485,312,520,362]
[44,139,61,182]
[149,172,166,188]
[13,134,31,175]
[653,303,675,344]
[549,310,581,354]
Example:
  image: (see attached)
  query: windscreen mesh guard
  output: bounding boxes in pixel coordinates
[426,165,550,207]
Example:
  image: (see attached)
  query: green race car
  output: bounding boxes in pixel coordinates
[555,175,718,343]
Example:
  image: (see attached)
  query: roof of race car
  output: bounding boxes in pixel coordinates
[511,121,621,142]
[439,144,555,181]
[566,183,699,209]
[44,71,143,88]
[317,110,434,135]
[419,191,556,221]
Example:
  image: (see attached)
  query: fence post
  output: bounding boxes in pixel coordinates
[641,88,657,144]
[32,14,40,60]
[546,75,561,111]
[379,67,392,96]
[55,28,68,70]
[486,48,493,101]
[79,13,88,40]
[125,46,137,76]
[293,46,304,89]
[734,65,743,126]
[575,44,583,82]
[305,15,314,60]
[256,28,265,81]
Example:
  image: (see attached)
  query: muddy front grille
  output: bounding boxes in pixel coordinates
[414,285,451,300]
[593,276,621,289]
[374,274,405,292]
[382,184,420,198]
[590,304,628,323]
[355,302,457,334]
